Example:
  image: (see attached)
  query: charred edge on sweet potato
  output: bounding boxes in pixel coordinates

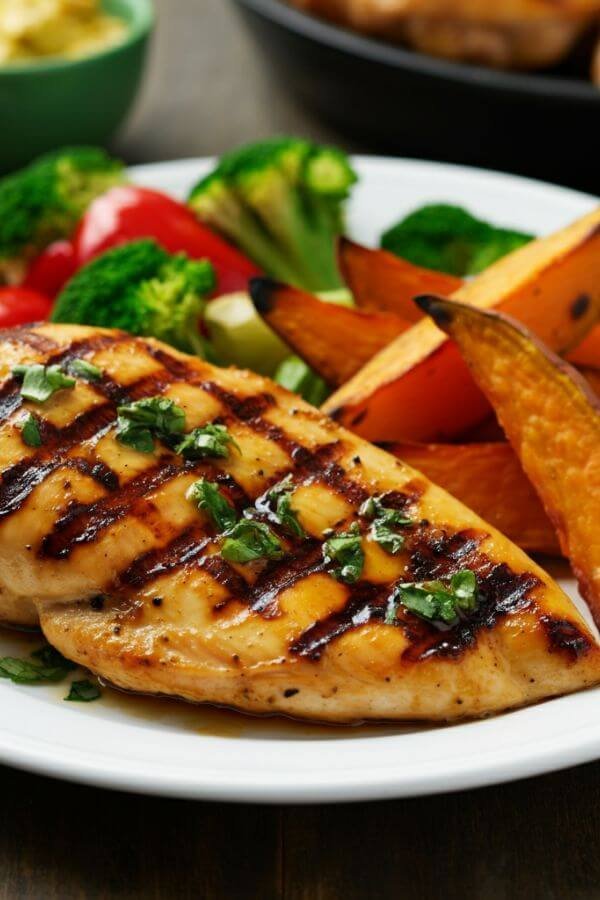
[571,294,591,320]
[419,295,600,414]
[248,277,284,315]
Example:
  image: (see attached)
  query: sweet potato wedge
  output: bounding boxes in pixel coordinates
[323,208,600,442]
[250,278,408,386]
[417,294,600,623]
[569,326,600,368]
[579,365,600,397]
[338,237,462,320]
[388,441,560,556]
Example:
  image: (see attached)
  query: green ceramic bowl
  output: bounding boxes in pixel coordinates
[0,0,154,173]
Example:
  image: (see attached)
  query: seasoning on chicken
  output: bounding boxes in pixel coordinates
[0,323,598,722]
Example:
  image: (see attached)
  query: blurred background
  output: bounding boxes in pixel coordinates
[119,0,600,191]
[115,0,348,160]
[2,0,598,189]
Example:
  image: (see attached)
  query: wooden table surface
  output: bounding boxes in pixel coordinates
[3,3,600,898]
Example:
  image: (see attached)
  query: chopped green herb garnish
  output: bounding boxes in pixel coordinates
[370,519,406,555]
[175,423,239,461]
[187,478,238,532]
[322,522,364,584]
[386,569,479,627]
[360,495,413,556]
[257,475,305,539]
[68,358,103,382]
[0,644,76,685]
[221,518,284,564]
[20,412,42,447]
[65,679,101,702]
[116,396,186,454]
[12,363,75,403]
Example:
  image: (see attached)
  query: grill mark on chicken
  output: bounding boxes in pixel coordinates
[403,565,541,663]
[0,327,60,352]
[108,473,252,590]
[40,459,185,559]
[0,384,23,422]
[247,541,326,617]
[0,331,133,425]
[41,459,254,560]
[292,582,388,660]
[1,407,118,522]
[402,526,543,660]
[119,527,211,588]
[0,455,118,522]
[107,452,419,619]
[289,524,546,662]
[0,365,193,524]
[201,554,248,601]
[541,616,592,660]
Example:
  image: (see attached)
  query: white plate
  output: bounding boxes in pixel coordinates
[1,157,598,804]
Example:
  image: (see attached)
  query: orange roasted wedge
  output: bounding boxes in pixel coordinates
[323,208,600,441]
[417,294,600,624]
[338,237,462,320]
[388,441,560,556]
[250,278,408,386]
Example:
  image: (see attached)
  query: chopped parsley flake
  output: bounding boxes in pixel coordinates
[175,423,239,461]
[187,478,238,532]
[221,518,283,564]
[256,475,305,538]
[360,495,412,555]
[0,644,76,685]
[65,679,101,702]
[116,396,186,454]
[322,522,364,584]
[68,358,103,382]
[20,412,42,447]
[386,569,479,627]
[13,363,75,403]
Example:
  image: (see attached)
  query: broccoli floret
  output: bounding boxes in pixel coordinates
[0,147,124,279]
[51,239,215,356]
[380,204,532,276]
[188,137,357,292]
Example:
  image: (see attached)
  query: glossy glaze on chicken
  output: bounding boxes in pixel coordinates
[0,323,598,722]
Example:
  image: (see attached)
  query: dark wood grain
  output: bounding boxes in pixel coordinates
[0,765,282,900]
[3,758,600,899]
[2,3,600,898]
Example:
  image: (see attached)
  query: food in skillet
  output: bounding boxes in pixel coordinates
[1,322,599,721]
[287,0,600,75]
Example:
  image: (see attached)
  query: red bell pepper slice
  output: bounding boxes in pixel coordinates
[73,185,260,295]
[0,287,53,328]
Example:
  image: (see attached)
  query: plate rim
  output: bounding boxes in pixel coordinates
[1,154,599,804]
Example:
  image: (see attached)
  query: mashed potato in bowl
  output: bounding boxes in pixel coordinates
[0,0,127,64]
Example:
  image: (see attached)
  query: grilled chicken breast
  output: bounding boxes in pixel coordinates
[0,323,599,722]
